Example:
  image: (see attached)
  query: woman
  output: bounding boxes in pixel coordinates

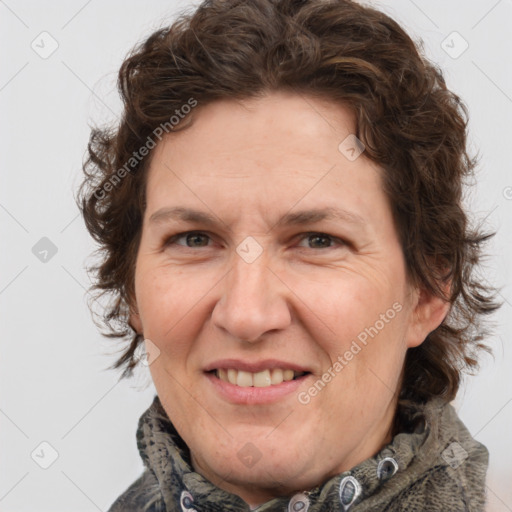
[78,0,499,510]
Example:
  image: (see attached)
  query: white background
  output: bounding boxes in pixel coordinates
[1,0,511,510]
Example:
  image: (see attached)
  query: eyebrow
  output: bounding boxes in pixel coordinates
[148,206,366,230]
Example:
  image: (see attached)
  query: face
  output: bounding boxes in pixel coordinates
[130,91,448,506]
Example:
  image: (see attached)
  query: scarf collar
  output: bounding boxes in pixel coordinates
[134,394,482,511]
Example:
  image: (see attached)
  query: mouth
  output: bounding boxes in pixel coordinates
[203,359,312,403]
[210,368,309,387]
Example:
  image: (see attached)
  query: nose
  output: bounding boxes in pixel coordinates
[211,249,292,342]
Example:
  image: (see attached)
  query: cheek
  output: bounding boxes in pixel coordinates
[294,272,392,335]
[291,271,408,373]
[135,266,207,356]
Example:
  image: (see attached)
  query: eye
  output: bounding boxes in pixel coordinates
[164,231,212,248]
[296,232,346,250]
[162,231,347,251]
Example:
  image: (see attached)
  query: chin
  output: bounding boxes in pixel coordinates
[195,438,321,491]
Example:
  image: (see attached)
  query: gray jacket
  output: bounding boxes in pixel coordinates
[108,395,488,511]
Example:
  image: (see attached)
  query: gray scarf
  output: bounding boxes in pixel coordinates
[108,395,488,511]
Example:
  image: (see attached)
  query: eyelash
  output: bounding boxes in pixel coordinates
[162,231,348,251]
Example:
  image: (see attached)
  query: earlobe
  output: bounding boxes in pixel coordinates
[406,285,451,348]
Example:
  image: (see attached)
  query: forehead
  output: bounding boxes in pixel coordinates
[143,91,390,232]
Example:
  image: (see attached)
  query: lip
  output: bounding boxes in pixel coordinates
[205,371,310,405]
[203,358,311,374]
[204,359,313,405]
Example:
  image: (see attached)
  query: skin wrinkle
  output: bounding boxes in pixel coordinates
[128,91,450,507]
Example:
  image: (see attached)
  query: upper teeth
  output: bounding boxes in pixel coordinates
[216,368,304,387]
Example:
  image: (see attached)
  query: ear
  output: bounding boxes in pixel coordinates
[405,283,451,349]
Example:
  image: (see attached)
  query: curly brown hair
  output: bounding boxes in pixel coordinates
[78,0,499,411]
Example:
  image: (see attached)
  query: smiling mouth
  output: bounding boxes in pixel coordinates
[211,368,309,387]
